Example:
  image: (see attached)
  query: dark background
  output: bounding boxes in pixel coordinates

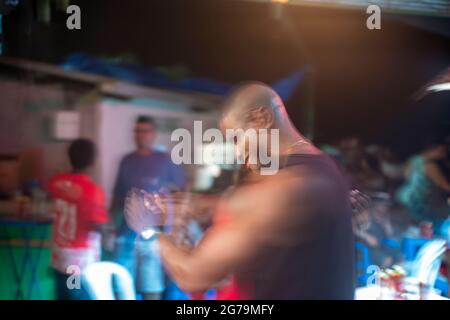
[2,0,450,157]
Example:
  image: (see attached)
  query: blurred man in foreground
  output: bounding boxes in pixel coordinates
[48,139,108,300]
[111,115,186,300]
[157,83,355,299]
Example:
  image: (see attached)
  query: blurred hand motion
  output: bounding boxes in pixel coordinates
[349,189,371,217]
[124,188,219,238]
[124,188,167,234]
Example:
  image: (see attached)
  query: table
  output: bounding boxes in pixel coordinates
[0,213,53,300]
[355,286,448,300]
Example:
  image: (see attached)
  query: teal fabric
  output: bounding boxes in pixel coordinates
[397,156,449,222]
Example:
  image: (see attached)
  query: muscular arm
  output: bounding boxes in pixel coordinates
[158,207,265,293]
[158,175,315,293]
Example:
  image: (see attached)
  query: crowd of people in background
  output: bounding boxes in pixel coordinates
[47,116,187,300]
[322,137,450,269]
[44,114,450,299]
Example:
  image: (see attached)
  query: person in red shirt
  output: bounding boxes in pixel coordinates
[48,139,108,300]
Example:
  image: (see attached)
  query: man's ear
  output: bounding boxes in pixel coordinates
[244,107,274,129]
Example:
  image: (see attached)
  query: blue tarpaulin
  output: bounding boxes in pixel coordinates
[61,53,307,100]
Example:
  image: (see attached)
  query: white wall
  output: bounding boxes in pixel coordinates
[0,77,220,201]
[0,78,99,183]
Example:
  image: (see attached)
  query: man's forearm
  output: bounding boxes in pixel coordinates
[158,204,262,294]
[158,235,217,293]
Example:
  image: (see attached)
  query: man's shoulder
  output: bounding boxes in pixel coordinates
[48,172,77,188]
[72,175,100,191]
[153,151,178,167]
[257,165,344,205]
[78,177,105,203]
[50,172,71,181]
[153,150,171,159]
[82,176,102,190]
[152,150,170,158]
[121,152,137,162]
[122,150,170,160]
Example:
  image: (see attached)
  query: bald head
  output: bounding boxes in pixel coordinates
[220,82,294,133]
[218,83,316,174]
[222,82,284,114]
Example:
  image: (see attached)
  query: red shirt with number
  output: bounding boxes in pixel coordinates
[48,173,108,272]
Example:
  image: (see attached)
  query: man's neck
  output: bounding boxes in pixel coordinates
[136,148,152,156]
[279,133,321,156]
[73,168,89,175]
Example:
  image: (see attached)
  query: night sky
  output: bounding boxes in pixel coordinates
[3,0,450,156]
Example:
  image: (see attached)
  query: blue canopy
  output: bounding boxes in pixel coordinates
[61,53,307,100]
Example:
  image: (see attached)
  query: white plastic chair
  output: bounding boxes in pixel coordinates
[82,262,136,300]
[407,239,447,286]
